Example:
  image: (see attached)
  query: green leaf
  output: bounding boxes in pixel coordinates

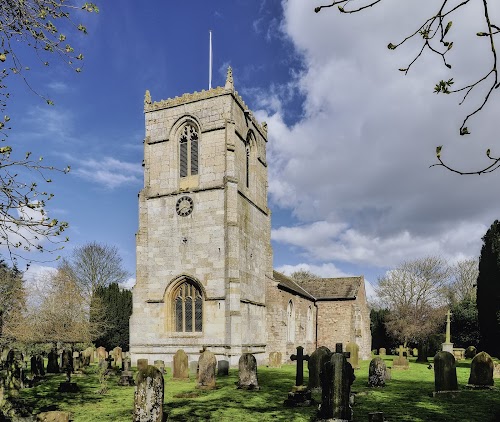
[444,21,452,37]
[387,43,396,50]
[436,146,442,158]
[486,149,491,157]
[460,127,470,135]
[0,146,12,154]
[477,32,489,37]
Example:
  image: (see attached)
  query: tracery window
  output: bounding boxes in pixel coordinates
[174,281,203,332]
[179,124,199,178]
[287,300,295,343]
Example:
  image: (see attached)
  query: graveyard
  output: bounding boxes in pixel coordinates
[1,347,499,421]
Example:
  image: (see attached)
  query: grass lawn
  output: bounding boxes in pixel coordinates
[12,355,500,421]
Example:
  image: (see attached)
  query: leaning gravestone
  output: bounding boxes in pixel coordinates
[307,346,331,392]
[467,351,494,389]
[368,357,388,387]
[392,345,409,370]
[197,350,216,389]
[268,351,282,368]
[217,360,229,376]
[46,350,59,373]
[133,363,164,422]
[346,342,360,369]
[173,350,189,380]
[237,353,259,390]
[433,351,459,395]
[465,346,477,359]
[318,344,355,421]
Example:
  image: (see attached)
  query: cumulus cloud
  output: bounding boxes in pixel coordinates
[260,0,498,275]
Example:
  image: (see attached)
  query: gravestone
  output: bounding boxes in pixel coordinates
[72,351,81,372]
[307,346,331,392]
[96,346,107,362]
[118,356,134,386]
[412,348,419,357]
[465,346,477,359]
[173,350,189,380]
[433,351,459,395]
[46,350,59,373]
[154,360,165,375]
[189,360,198,376]
[494,363,500,379]
[268,351,282,368]
[453,348,465,361]
[217,359,229,376]
[346,342,360,369]
[441,309,454,353]
[36,355,45,377]
[392,345,409,370]
[197,350,216,389]
[368,357,388,387]
[82,347,94,365]
[113,347,123,369]
[5,349,26,391]
[284,346,313,407]
[37,411,71,422]
[30,356,40,378]
[378,348,386,356]
[318,344,355,421]
[61,350,73,374]
[133,364,164,422]
[105,355,114,371]
[467,351,494,388]
[237,353,259,390]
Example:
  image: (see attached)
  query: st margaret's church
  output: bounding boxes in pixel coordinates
[129,69,371,366]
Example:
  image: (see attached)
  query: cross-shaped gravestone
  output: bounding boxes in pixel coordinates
[335,343,351,359]
[396,345,406,358]
[290,346,310,387]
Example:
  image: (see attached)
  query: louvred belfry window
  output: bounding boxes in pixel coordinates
[174,281,203,333]
[179,124,199,178]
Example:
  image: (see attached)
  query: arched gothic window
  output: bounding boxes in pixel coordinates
[179,124,199,178]
[173,280,203,332]
[287,300,295,343]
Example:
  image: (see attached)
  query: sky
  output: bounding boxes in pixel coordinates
[6,0,499,296]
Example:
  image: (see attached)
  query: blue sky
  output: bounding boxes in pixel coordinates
[8,1,499,294]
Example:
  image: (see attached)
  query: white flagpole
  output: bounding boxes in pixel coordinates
[209,30,213,90]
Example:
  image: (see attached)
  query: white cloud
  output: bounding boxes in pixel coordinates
[120,277,136,290]
[47,81,71,93]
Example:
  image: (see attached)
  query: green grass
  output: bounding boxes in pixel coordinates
[11,356,500,421]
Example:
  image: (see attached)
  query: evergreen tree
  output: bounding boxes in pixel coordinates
[450,298,480,348]
[370,308,393,352]
[92,283,132,351]
[477,220,500,357]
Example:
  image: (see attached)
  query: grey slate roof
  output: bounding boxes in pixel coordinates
[273,270,362,301]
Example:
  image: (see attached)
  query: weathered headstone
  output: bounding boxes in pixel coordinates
[30,355,40,378]
[61,349,73,375]
[346,342,360,369]
[433,351,459,395]
[96,346,107,362]
[412,348,419,357]
[237,353,259,390]
[392,345,409,370]
[307,346,331,392]
[318,344,355,420]
[37,411,71,422]
[113,347,123,369]
[46,350,59,374]
[72,351,81,372]
[268,351,282,368]
[465,346,477,359]
[378,347,386,356]
[467,351,494,388]
[118,356,134,386]
[81,347,93,367]
[36,355,45,377]
[173,350,189,380]
[284,346,313,407]
[197,350,216,389]
[368,357,388,387]
[217,359,229,376]
[133,364,164,422]
[154,360,165,375]
[452,348,465,361]
[105,355,114,371]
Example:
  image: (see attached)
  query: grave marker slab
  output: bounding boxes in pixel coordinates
[173,350,189,380]
[197,350,216,389]
[433,351,459,395]
[133,364,164,422]
[237,353,259,390]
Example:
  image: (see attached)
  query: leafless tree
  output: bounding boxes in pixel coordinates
[446,258,479,304]
[59,242,130,301]
[315,0,500,175]
[290,269,321,282]
[375,257,450,348]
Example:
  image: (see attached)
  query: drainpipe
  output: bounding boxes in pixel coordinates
[314,301,319,350]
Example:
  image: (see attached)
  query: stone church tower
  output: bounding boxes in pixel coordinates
[130,69,273,365]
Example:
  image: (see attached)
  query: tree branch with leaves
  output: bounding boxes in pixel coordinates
[315,0,500,175]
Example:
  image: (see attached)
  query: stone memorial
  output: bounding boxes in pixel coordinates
[36,355,45,377]
[378,348,386,356]
[346,342,360,369]
[433,351,459,395]
[464,346,477,359]
[392,345,409,370]
[5,349,26,391]
[72,351,81,372]
[237,353,259,390]
[467,351,494,389]
[30,356,40,378]
[268,351,282,368]
[452,348,465,361]
[412,348,418,357]
[96,346,107,362]
[118,356,134,386]
[173,350,189,380]
[217,359,229,376]
[154,360,165,375]
[318,343,355,421]
[197,350,216,389]
[111,347,122,369]
[284,346,312,407]
[441,309,454,353]
[368,357,388,387]
[82,347,94,366]
[307,346,331,392]
[46,350,59,374]
[133,364,164,422]
[494,363,500,379]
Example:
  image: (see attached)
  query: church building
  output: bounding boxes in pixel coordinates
[129,69,371,366]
